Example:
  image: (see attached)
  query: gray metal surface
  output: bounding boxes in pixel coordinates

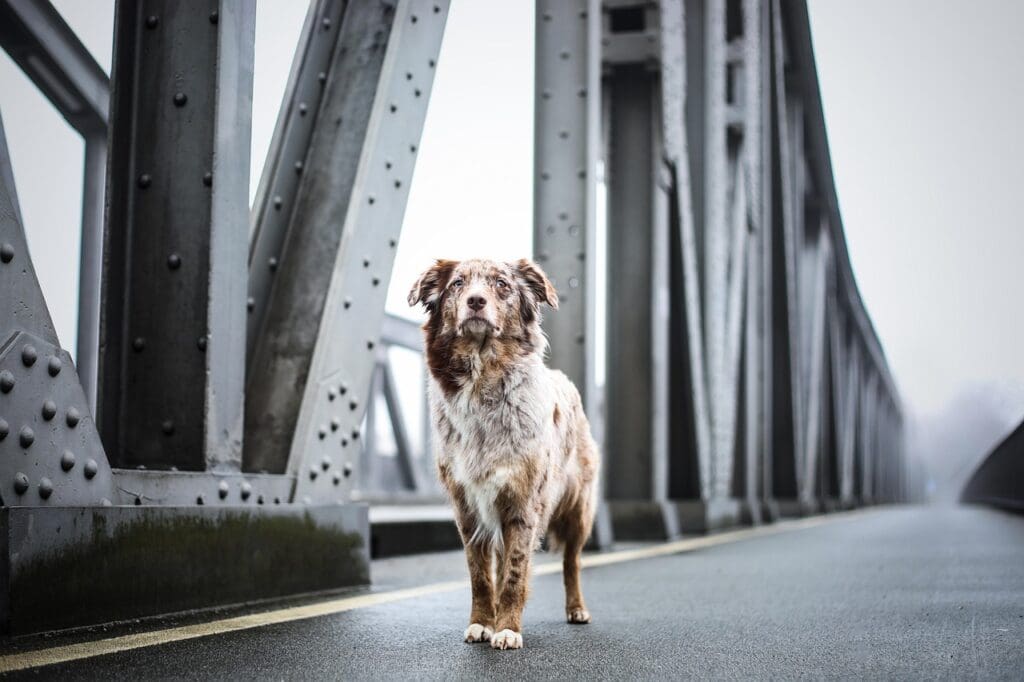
[0,112,118,507]
[99,0,254,472]
[14,508,1024,679]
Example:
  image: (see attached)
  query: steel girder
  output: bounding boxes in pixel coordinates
[244,0,449,505]
[0,0,112,411]
[0,111,119,507]
[99,0,255,473]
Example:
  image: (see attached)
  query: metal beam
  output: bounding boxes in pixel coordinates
[0,110,118,506]
[98,0,254,472]
[244,1,449,504]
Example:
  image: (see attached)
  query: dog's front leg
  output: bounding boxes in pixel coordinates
[463,542,496,643]
[491,516,536,650]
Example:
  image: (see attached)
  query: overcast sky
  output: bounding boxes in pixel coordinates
[2,0,1021,433]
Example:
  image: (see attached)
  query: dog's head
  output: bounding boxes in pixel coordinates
[407,258,558,341]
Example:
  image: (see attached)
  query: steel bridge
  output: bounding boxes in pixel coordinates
[0,0,1019,678]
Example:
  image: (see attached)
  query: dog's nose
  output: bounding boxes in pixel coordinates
[467,295,487,311]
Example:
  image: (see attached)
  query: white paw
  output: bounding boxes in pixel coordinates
[567,608,591,624]
[464,623,493,643]
[490,629,523,650]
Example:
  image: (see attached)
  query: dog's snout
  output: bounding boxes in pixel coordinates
[467,295,488,311]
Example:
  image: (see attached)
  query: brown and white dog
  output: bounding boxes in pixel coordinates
[408,258,600,650]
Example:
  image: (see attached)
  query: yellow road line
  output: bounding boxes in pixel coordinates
[0,509,865,673]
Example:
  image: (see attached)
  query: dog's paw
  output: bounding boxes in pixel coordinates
[463,623,493,643]
[490,629,523,650]
[567,608,591,624]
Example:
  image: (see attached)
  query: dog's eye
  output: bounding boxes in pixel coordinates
[495,279,508,289]
[451,278,464,288]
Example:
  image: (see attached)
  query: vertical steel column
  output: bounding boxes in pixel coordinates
[799,227,828,509]
[533,0,600,424]
[245,1,449,503]
[604,64,658,501]
[0,111,118,506]
[99,1,255,471]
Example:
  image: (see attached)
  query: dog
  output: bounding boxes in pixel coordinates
[408,258,600,650]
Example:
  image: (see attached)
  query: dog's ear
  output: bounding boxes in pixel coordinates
[513,258,559,311]
[408,259,458,310]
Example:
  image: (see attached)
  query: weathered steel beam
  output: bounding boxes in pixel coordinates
[98,0,254,472]
[245,1,449,506]
[0,111,118,507]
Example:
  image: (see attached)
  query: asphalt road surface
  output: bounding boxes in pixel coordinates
[4,505,1023,680]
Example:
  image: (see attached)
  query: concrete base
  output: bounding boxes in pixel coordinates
[672,498,742,534]
[0,504,369,635]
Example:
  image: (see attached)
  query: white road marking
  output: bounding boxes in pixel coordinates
[0,510,867,673]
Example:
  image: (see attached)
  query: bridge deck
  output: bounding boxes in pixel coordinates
[4,506,1022,679]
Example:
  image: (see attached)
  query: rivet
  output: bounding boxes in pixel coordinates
[386,160,394,169]
[298,102,308,116]
[394,179,402,188]
[578,251,586,261]
[145,15,159,29]
[13,473,29,495]
[48,356,62,376]
[61,450,76,472]
[343,298,352,309]
[19,426,34,448]
[133,337,145,352]
[0,370,13,393]
[389,239,396,248]
[0,243,13,263]
[372,277,380,287]
[327,387,337,401]
[173,92,187,107]
[569,277,580,289]
[433,4,440,13]
[541,90,551,100]
[351,428,360,440]
[411,14,418,23]
[428,59,436,68]
[257,494,265,505]
[167,253,182,270]
[247,297,255,312]
[66,407,81,427]
[541,171,550,180]
[203,172,213,187]
[543,12,551,21]
[546,225,555,235]
[42,400,57,421]
[559,212,569,221]
[197,495,205,505]
[559,130,569,139]
[560,50,570,60]
[294,160,304,174]
[368,196,375,205]
[363,258,371,268]
[274,496,281,504]
[332,472,341,486]
[161,419,174,435]
[577,88,587,98]
[318,427,327,440]
[101,498,112,506]
[241,482,252,500]
[197,336,207,351]
[137,173,152,188]
[318,71,327,85]
[577,168,586,179]
[273,195,283,210]
[349,400,358,411]
[330,417,340,432]
[321,456,331,471]
[341,438,348,447]
[84,459,98,479]
[0,418,7,440]
[414,89,421,98]
[322,16,331,29]
[268,256,278,271]
[219,480,229,499]
[134,496,142,506]
[309,466,318,481]
[339,384,347,395]
[410,144,417,153]
[367,340,375,350]
[343,462,353,477]
[209,10,218,24]
[22,344,37,366]
[576,334,585,344]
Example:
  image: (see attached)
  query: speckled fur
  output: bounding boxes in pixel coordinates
[409,258,600,649]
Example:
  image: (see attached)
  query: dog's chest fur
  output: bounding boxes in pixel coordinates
[430,354,564,546]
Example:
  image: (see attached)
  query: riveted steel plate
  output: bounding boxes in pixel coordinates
[0,332,118,506]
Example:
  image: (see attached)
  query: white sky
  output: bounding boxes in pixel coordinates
[2,0,1021,428]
